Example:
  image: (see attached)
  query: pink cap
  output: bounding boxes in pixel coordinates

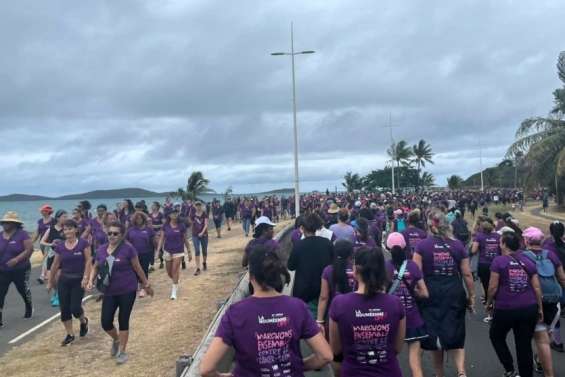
[386,232,406,249]
[522,226,544,241]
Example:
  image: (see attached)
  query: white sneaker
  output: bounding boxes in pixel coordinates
[170,285,177,300]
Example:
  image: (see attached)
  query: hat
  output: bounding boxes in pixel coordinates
[393,209,403,216]
[40,204,53,214]
[327,203,339,214]
[0,211,24,224]
[522,226,544,241]
[354,200,362,207]
[497,226,515,235]
[255,216,276,227]
[370,202,377,209]
[386,232,406,249]
[195,201,203,206]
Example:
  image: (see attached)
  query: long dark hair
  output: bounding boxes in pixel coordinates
[248,245,290,293]
[332,240,354,294]
[356,218,370,242]
[550,221,565,249]
[354,247,387,297]
[390,245,407,270]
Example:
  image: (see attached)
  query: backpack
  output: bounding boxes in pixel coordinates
[395,218,406,232]
[523,250,563,303]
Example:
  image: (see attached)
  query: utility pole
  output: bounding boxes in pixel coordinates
[384,113,398,194]
[479,136,484,192]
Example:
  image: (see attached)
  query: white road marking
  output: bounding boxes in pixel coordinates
[8,294,94,344]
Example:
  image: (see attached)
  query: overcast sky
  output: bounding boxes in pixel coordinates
[1,0,563,196]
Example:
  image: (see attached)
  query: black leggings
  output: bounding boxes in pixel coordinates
[489,305,537,377]
[0,267,32,310]
[101,291,136,331]
[138,252,152,282]
[57,275,84,322]
[478,263,491,296]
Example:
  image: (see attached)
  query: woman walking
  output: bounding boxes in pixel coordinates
[33,204,55,284]
[200,245,332,376]
[543,220,565,351]
[157,207,192,299]
[211,200,224,239]
[87,221,153,364]
[329,247,406,377]
[386,232,429,377]
[41,210,68,307]
[0,212,34,327]
[413,211,475,377]
[47,219,91,345]
[472,220,501,321]
[190,201,208,275]
[126,212,156,298]
[486,231,543,377]
[240,199,254,237]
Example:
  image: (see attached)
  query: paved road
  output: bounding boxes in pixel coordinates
[0,264,61,357]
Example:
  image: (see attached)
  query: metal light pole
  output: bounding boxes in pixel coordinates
[479,136,484,192]
[385,113,397,194]
[271,22,315,217]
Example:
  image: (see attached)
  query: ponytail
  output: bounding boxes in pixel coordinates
[390,245,406,270]
[354,247,387,297]
[332,240,354,294]
[248,246,290,293]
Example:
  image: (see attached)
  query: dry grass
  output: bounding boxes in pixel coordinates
[0,221,292,377]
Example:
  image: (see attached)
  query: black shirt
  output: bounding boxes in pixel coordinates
[288,235,333,303]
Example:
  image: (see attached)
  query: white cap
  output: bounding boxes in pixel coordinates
[255,216,276,227]
[355,200,362,207]
[497,226,515,235]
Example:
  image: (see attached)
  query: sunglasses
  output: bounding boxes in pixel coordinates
[107,231,121,237]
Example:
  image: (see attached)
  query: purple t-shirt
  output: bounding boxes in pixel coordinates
[291,229,302,247]
[240,205,253,219]
[386,260,424,329]
[415,236,468,277]
[329,223,355,242]
[96,242,139,296]
[190,212,208,237]
[215,295,320,377]
[0,229,31,271]
[401,226,427,259]
[54,238,89,276]
[329,292,404,377]
[474,232,501,265]
[150,212,164,229]
[91,218,108,248]
[162,223,187,254]
[37,217,55,238]
[353,236,377,251]
[542,238,565,264]
[322,264,356,303]
[490,253,538,310]
[126,226,155,254]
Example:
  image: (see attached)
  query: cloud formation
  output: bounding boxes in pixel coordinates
[1,0,563,195]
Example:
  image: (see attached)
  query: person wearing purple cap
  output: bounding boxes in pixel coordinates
[87,221,153,365]
[0,212,34,328]
[200,245,333,376]
[521,226,565,376]
[329,247,406,377]
[386,232,428,377]
[47,219,91,346]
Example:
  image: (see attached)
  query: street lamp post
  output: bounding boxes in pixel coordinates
[271,22,315,217]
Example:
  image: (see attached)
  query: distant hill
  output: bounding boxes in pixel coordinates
[463,165,524,188]
[0,194,51,202]
[259,188,294,194]
[0,187,167,202]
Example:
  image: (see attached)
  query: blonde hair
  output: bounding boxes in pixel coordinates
[428,210,451,238]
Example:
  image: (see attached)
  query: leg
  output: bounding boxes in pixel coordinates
[57,277,74,335]
[514,307,537,377]
[489,309,515,373]
[408,341,424,377]
[171,257,181,284]
[534,330,554,377]
[0,271,13,325]
[192,236,201,270]
[101,294,120,340]
[431,350,445,377]
[69,278,85,321]
[449,348,466,376]
[12,267,32,314]
[116,292,136,353]
[201,236,208,265]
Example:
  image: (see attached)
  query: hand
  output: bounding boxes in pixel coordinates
[467,296,476,314]
[486,302,494,316]
[86,281,94,291]
[317,323,326,337]
[81,278,88,289]
[538,309,544,323]
[6,258,19,267]
[145,285,154,297]
[187,252,193,262]
[46,282,54,292]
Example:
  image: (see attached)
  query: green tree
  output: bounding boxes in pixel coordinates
[387,140,413,189]
[411,139,434,191]
[507,52,565,206]
[182,171,210,201]
[343,171,363,192]
[447,175,463,190]
[421,171,435,188]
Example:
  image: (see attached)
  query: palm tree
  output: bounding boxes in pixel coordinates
[421,172,435,188]
[507,52,565,206]
[387,140,413,189]
[184,171,210,201]
[411,139,434,191]
[447,175,463,190]
[343,171,362,192]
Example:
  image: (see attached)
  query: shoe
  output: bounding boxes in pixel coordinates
[170,288,177,300]
[61,334,75,346]
[139,289,146,298]
[80,317,89,337]
[194,268,201,276]
[24,305,33,319]
[37,277,44,285]
[550,341,564,352]
[148,265,155,273]
[159,262,164,269]
[203,263,207,271]
[503,371,518,377]
[50,294,59,307]
[116,351,129,365]
[181,260,186,270]
[483,315,493,324]
[111,340,120,357]
[533,354,542,374]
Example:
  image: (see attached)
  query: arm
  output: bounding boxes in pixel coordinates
[82,246,93,288]
[87,261,99,290]
[47,254,61,291]
[199,218,209,237]
[156,231,164,254]
[329,318,342,356]
[7,238,34,268]
[394,317,406,354]
[556,266,565,287]
[414,278,429,299]
[485,271,499,312]
[531,274,544,322]
[412,252,423,271]
[183,231,192,260]
[40,229,52,247]
[287,246,298,271]
[460,258,475,312]
[303,333,333,371]
[471,241,479,255]
[316,278,330,331]
[131,255,153,296]
[199,337,233,377]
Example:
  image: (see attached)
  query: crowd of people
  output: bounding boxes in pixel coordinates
[0,189,564,376]
[201,189,565,377]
